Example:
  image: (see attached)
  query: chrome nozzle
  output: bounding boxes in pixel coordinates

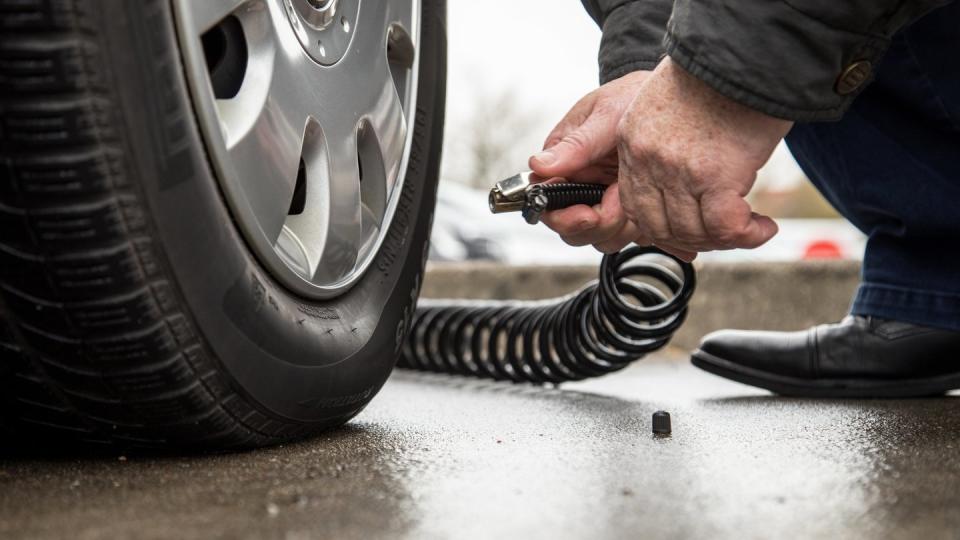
[488,171,534,214]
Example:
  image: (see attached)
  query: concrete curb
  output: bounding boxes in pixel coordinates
[422,261,861,350]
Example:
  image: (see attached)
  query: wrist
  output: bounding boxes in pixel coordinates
[659,57,793,144]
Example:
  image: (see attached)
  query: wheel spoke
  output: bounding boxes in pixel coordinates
[352,0,417,51]
[387,2,417,46]
[284,135,363,283]
[218,30,321,243]
[344,3,414,216]
[349,0,392,65]
[366,73,407,197]
[184,0,251,33]
[222,105,301,243]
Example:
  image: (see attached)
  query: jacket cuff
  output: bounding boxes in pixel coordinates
[596,1,673,84]
[663,0,900,121]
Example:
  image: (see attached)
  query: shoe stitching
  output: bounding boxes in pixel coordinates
[873,323,942,340]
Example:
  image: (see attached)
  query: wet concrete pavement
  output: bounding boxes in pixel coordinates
[3,352,960,539]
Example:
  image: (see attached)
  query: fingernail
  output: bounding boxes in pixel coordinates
[532,150,556,167]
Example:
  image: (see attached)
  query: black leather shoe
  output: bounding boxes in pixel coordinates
[692,316,960,398]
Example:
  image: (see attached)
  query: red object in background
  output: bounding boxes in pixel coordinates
[804,240,844,259]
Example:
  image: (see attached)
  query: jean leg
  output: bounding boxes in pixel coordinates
[784,3,960,330]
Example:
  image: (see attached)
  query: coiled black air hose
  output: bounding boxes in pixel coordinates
[398,177,696,384]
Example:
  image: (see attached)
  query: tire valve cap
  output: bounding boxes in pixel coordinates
[652,410,671,435]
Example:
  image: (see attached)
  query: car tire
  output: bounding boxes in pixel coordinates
[0,0,445,451]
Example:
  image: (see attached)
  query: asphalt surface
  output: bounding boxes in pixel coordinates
[3,352,960,540]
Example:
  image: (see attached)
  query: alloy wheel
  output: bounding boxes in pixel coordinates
[173,0,421,298]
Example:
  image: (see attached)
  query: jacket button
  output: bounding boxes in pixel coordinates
[835,60,872,95]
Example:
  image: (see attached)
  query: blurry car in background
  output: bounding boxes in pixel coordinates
[430,182,507,262]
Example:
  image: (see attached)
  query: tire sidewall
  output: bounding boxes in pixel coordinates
[104,0,446,423]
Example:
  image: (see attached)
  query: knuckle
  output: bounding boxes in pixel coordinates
[615,116,632,140]
[710,224,746,246]
[543,131,565,150]
[622,135,650,159]
[562,130,591,152]
[651,145,682,172]
[595,213,624,234]
[691,156,723,182]
[621,208,644,229]
[618,197,639,219]
[560,235,590,248]
[701,199,746,246]
[673,231,701,245]
[617,122,647,156]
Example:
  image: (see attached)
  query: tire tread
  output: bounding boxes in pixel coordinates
[0,0,313,451]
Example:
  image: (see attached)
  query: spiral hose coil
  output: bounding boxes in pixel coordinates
[399,245,696,384]
[522,183,605,224]
[536,183,606,211]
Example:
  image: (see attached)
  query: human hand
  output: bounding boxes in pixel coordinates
[615,58,794,260]
[528,71,664,255]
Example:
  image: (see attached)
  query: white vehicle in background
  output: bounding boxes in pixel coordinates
[431,183,865,265]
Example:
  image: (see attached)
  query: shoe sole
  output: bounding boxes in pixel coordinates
[691,349,956,398]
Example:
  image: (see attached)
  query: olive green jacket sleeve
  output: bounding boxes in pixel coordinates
[580,0,674,83]
[664,0,954,121]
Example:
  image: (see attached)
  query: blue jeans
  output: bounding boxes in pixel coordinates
[785,2,960,331]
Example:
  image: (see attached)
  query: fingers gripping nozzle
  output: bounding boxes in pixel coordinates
[488,171,607,225]
[397,170,698,385]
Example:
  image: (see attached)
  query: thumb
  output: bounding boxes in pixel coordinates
[529,116,617,179]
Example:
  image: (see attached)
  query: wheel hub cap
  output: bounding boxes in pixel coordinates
[172,0,421,299]
[284,0,354,64]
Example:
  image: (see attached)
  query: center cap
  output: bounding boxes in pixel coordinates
[284,0,356,65]
[303,0,338,28]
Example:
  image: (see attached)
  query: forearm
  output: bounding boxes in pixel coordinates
[581,0,674,83]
